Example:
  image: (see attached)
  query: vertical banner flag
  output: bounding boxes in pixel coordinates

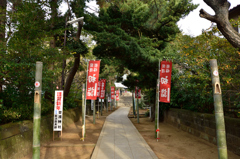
[86,60,101,100]
[138,89,141,99]
[111,86,115,99]
[100,79,106,99]
[116,90,120,101]
[97,81,101,98]
[135,87,141,99]
[159,61,172,103]
[53,90,64,131]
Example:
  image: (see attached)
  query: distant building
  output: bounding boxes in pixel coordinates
[229,5,240,33]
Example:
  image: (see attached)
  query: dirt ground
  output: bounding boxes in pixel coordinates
[21,107,118,159]
[21,105,240,159]
[129,109,240,159]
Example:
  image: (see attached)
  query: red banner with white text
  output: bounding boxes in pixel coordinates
[100,79,106,99]
[135,87,141,99]
[86,60,100,100]
[111,86,115,99]
[159,61,172,103]
[116,90,119,101]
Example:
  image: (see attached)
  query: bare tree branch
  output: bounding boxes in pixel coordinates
[199,9,217,23]
[200,0,240,49]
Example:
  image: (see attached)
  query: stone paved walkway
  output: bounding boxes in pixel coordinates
[91,93,158,159]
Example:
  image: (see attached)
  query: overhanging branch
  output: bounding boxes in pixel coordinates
[199,9,217,23]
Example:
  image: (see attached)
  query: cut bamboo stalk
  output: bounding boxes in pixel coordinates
[210,59,228,159]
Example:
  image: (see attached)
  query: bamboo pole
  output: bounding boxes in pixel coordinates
[82,83,85,140]
[110,94,112,111]
[115,93,116,108]
[106,93,108,112]
[93,99,96,124]
[155,79,160,139]
[101,99,103,116]
[97,99,99,118]
[210,59,228,159]
[32,61,43,159]
[132,91,136,116]
[83,60,88,140]
[137,87,139,123]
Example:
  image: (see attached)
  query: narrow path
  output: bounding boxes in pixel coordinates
[91,93,158,159]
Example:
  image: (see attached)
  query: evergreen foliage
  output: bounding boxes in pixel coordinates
[170,25,240,114]
[84,0,197,102]
[0,0,89,124]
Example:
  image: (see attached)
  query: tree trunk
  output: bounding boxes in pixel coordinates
[200,0,240,49]
[64,20,83,99]
[0,0,6,42]
[64,53,80,98]
[0,0,6,94]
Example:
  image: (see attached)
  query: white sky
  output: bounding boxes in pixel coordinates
[60,0,239,37]
[178,0,239,36]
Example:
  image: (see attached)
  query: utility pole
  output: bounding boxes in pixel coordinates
[32,61,43,159]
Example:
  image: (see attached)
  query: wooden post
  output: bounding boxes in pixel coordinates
[155,79,160,139]
[32,61,42,159]
[210,59,228,159]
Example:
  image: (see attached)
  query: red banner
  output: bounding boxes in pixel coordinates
[111,86,115,99]
[135,87,141,99]
[100,79,106,99]
[86,60,100,100]
[159,61,172,103]
[116,90,119,101]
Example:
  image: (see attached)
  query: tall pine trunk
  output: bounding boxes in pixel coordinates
[64,21,83,98]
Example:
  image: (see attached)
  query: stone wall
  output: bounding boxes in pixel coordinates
[165,108,240,156]
[0,107,81,159]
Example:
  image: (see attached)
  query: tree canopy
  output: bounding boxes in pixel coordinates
[85,0,197,90]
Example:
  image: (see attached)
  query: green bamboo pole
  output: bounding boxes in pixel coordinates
[32,61,42,159]
[83,60,88,140]
[155,79,159,139]
[210,59,228,159]
[101,99,103,116]
[93,99,96,124]
[97,99,99,118]
[137,87,139,123]
[82,84,85,139]
[115,93,117,108]
[111,94,113,111]
[106,93,108,112]
[132,91,136,116]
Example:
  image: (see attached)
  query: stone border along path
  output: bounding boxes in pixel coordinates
[91,93,158,159]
